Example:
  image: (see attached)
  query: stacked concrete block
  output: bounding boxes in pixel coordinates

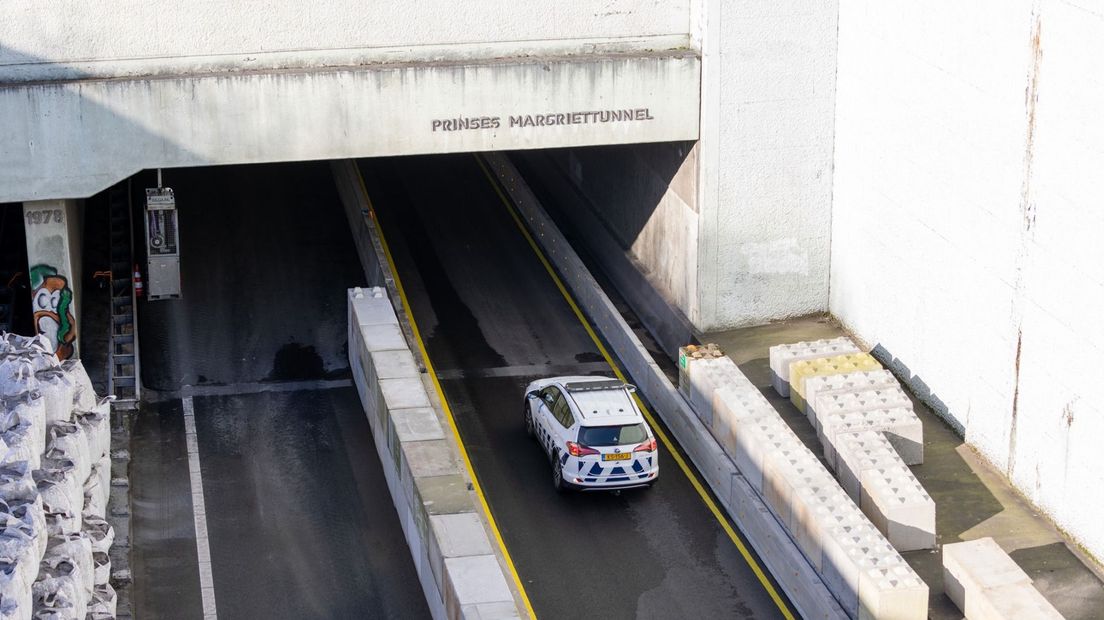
[943,537,1064,619]
[802,369,898,427]
[768,337,861,397]
[820,407,924,469]
[834,431,935,551]
[679,347,748,427]
[860,466,935,551]
[710,385,778,460]
[0,332,118,620]
[815,388,917,467]
[733,414,802,494]
[822,519,928,619]
[763,442,836,532]
[789,353,883,414]
[349,288,524,620]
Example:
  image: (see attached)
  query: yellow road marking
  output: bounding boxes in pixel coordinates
[352,163,538,620]
[474,154,796,620]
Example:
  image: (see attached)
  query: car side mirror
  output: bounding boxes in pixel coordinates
[526,391,539,400]
[625,384,637,393]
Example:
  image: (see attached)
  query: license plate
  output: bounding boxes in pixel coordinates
[602,453,631,461]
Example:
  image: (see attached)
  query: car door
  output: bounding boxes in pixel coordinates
[536,387,561,456]
[551,395,576,456]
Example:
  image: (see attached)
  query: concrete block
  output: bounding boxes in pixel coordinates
[834,430,903,500]
[430,513,493,558]
[461,601,524,620]
[791,482,856,571]
[858,563,929,620]
[403,440,459,478]
[711,385,777,458]
[821,408,923,469]
[763,445,835,532]
[370,349,419,380]
[789,353,882,414]
[942,537,1031,614]
[361,323,409,353]
[380,377,432,411]
[686,355,747,427]
[734,415,801,494]
[349,287,399,326]
[821,521,887,617]
[860,465,936,551]
[443,555,514,616]
[768,337,859,397]
[968,582,1065,620]
[803,369,898,426]
[391,407,446,443]
[417,474,473,516]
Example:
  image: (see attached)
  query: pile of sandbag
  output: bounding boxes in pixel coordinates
[0,333,116,620]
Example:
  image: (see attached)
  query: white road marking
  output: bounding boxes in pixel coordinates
[183,396,218,619]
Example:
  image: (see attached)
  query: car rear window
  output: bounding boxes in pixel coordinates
[578,424,648,447]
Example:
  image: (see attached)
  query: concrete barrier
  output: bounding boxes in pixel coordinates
[820,407,924,469]
[485,153,849,619]
[803,369,898,427]
[943,537,1064,619]
[349,288,524,620]
[769,338,860,398]
[789,353,882,414]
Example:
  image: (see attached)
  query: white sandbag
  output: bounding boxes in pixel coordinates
[1,426,38,472]
[0,558,33,620]
[57,362,93,414]
[43,533,93,603]
[80,518,112,557]
[80,481,106,523]
[34,467,81,538]
[0,358,35,399]
[0,526,37,592]
[33,370,73,428]
[87,583,115,618]
[0,392,45,457]
[1,496,46,566]
[91,552,109,588]
[43,424,89,489]
[31,566,86,620]
[73,411,108,464]
[0,462,36,504]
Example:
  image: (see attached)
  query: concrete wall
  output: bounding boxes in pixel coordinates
[1,0,690,82]
[695,0,839,330]
[831,0,1104,561]
[22,200,82,359]
[510,144,698,358]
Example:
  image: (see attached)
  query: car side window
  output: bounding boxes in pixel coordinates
[552,396,574,429]
[540,387,558,408]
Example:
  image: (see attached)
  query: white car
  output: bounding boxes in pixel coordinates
[523,376,659,492]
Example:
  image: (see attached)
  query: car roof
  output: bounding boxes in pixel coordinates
[560,379,642,427]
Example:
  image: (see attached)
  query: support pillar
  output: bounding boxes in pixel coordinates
[22,199,82,360]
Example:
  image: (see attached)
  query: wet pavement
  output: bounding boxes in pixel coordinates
[362,153,790,620]
[129,161,428,619]
[709,316,1104,620]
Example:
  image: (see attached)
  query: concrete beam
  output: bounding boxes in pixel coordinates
[22,200,82,360]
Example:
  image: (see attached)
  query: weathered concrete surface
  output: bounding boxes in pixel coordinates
[831,0,1104,564]
[695,0,838,330]
[0,52,699,203]
[22,199,82,359]
[709,315,1104,619]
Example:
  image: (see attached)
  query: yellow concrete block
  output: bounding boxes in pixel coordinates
[790,353,881,413]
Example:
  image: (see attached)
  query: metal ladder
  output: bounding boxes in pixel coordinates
[108,181,140,408]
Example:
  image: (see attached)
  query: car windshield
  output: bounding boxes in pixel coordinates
[578,424,648,447]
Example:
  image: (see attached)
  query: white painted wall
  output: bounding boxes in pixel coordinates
[0,54,700,202]
[0,0,690,81]
[831,0,1104,561]
[694,0,838,330]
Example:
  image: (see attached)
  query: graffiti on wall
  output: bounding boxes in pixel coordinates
[30,264,77,360]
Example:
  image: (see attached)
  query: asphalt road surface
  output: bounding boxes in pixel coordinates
[361,153,790,620]
[130,162,429,620]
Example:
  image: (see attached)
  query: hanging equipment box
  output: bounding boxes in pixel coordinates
[145,187,182,300]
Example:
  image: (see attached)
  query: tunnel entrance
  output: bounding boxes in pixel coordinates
[131,161,365,392]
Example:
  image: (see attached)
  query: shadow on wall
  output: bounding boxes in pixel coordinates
[0,43,204,203]
[510,143,697,360]
[870,342,958,434]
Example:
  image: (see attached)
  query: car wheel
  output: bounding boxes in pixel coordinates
[551,454,566,493]
[524,403,534,439]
